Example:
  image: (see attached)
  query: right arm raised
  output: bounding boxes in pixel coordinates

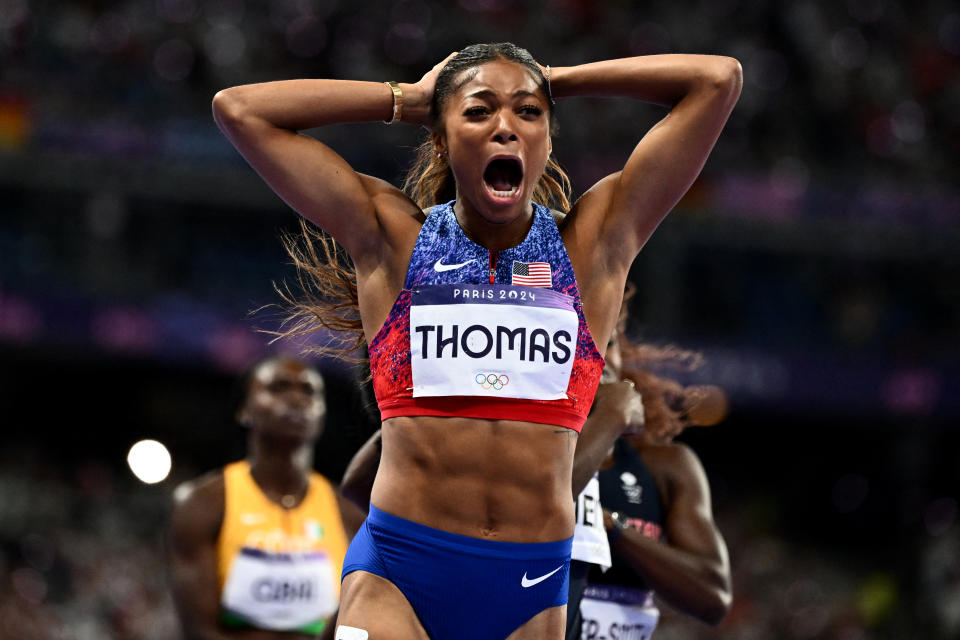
[211,78,431,263]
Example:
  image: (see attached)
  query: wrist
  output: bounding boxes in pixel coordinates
[398,82,431,125]
[383,81,404,124]
[545,65,569,99]
[607,510,629,544]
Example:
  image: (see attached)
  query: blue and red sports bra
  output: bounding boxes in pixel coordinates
[368,201,604,433]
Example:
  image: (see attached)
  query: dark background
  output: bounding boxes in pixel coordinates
[1,0,958,637]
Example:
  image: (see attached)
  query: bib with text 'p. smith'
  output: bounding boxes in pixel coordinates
[579,585,659,640]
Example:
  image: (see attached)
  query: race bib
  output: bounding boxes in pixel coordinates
[580,586,659,640]
[572,474,612,570]
[221,548,336,631]
[410,284,578,400]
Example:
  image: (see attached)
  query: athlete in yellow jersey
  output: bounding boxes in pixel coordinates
[169,356,363,639]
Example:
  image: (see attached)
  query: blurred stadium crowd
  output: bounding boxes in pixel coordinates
[1,0,959,638]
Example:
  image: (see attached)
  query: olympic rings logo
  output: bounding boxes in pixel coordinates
[475,373,509,391]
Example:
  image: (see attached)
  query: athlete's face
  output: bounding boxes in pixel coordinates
[238,358,326,442]
[436,60,552,224]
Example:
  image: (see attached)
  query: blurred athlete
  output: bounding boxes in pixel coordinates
[567,332,732,639]
[169,356,362,640]
[213,41,740,639]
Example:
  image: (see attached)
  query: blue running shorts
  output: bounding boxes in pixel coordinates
[342,505,572,640]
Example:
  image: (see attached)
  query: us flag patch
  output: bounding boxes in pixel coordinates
[511,261,552,287]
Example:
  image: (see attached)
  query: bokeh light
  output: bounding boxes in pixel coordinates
[204,24,246,66]
[831,27,869,69]
[126,440,173,484]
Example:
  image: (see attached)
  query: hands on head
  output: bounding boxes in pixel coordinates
[402,51,459,129]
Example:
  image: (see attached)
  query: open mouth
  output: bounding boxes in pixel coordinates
[482,157,524,200]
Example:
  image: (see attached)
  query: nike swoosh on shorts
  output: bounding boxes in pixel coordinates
[520,565,563,588]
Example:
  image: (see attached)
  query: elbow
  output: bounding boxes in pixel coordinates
[708,56,743,102]
[700,587,733,626]
[686,561,733,625]
[698,571,733,625]
[211,87,248,133]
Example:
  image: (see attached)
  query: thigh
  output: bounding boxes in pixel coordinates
[506,604,567,640]
[336,570,429,640]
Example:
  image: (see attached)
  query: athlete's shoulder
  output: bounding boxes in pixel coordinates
[169,469,226,549]
[640,441,709,501]
[640,441,702,475]
[172,469,225,510]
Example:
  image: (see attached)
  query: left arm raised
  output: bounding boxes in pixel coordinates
[555,54,742,270]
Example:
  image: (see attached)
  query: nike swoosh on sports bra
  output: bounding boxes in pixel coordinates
[368,201,604,433]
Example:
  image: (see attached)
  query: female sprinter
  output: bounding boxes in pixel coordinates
[212,43,740,640]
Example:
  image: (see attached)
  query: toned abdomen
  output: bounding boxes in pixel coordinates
[371,415,577,542]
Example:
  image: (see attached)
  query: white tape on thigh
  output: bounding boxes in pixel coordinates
[336,625,369,640]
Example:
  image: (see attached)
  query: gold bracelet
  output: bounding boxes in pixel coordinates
[384,81,403,124]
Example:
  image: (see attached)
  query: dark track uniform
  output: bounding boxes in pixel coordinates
[568,439,664,640]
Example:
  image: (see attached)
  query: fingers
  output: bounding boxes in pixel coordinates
[434,51,459,72]
[417,51,458,85]
[621,380,645,435]
[409,51,460,129]
[597,378,638,398]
